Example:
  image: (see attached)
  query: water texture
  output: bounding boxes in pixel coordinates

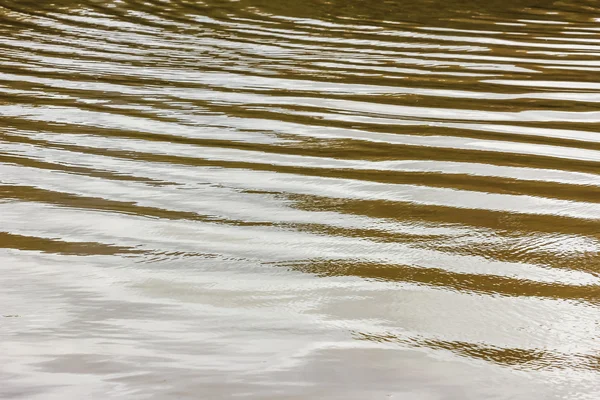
[1,0,600,398]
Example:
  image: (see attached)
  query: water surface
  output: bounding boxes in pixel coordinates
[1,0,600,398]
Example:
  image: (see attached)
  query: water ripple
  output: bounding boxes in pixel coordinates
[1,0,599,398]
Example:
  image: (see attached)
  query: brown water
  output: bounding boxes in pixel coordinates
[1,0,600,398]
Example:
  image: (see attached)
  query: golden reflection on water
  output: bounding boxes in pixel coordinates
[1,0,600,398]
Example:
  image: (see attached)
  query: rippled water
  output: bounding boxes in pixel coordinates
[1,0,600,398]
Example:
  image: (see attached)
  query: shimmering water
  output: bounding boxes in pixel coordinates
[1,0,600,398]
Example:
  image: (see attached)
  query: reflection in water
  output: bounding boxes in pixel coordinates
[1,0,600,398]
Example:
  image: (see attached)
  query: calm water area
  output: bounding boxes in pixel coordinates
[1,0,600,398]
